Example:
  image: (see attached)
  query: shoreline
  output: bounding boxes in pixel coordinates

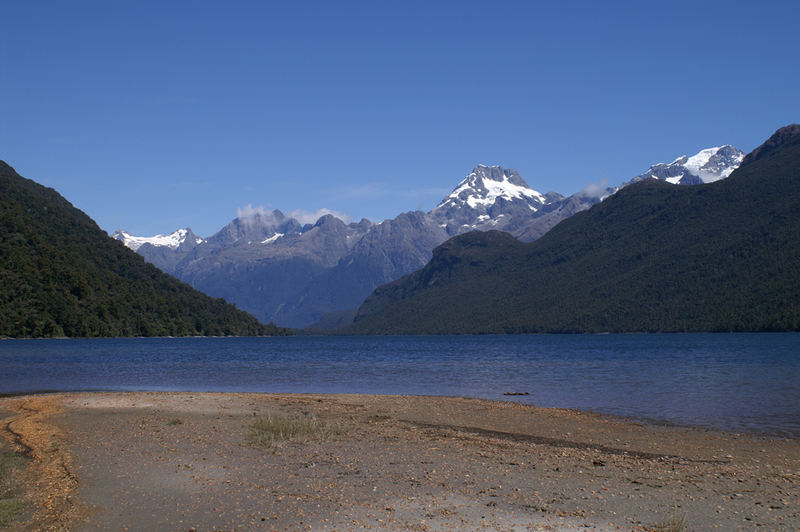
[1,391,799,530]
[2,388,797,441]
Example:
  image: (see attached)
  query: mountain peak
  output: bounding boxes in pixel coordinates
[435,165,546,212]
[630,145,743,186]
[313,213,346,228]
[470,164,531,188]
[113,228,201,251]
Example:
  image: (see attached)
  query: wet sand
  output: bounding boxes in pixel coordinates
[1,392,799,530]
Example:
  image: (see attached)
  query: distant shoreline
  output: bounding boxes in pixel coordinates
[5,330,800,340]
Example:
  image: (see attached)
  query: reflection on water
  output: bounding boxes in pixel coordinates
[1,333,798,437]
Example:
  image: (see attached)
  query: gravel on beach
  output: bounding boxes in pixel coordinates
[1,392,799,531]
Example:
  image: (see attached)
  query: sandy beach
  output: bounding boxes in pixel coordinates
[1,392,798,531]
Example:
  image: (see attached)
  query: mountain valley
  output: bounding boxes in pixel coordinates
[115,145,744,328]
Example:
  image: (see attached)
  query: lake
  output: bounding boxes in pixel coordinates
[1,333,798,437]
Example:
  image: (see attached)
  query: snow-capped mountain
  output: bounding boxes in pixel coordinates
[113,227,205,273]
[432,165,564,235]
[113,228,203,252]
[200,209,305,248]
[436,165,549,211]
[627,145,744,186]
[118,144,743,328]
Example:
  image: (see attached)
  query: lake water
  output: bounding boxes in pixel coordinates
[1,334,798,437]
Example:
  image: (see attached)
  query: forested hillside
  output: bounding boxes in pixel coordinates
[0,161,289,337]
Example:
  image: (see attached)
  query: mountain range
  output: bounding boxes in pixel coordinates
[115,145,744,328]
[344,125,800,334]
[0,161,286,338]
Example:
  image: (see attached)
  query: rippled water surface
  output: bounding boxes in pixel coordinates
[1,334,798,436]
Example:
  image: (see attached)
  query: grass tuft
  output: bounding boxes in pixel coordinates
[246,413,330,448]
[0,499,26,525]
[166,418,183,426]
[0,451,26,526]
[0,452,15,481]
[654,508,687,532]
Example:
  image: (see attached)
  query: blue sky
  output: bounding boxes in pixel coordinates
[2,1,798,236]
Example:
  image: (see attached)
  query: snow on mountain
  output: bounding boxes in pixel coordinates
[435,164,548,212]
[261,233,284,244]
[113,228,202,251]
[430,165,562,236]
[631,145,744,186]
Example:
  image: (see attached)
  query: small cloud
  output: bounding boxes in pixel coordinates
[235,204,284,229]
[236,204,272,219]
[236,204,351,225]
[290,208,351,224]
[580,180,611,199]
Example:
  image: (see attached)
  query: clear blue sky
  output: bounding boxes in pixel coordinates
[2,0,798,236]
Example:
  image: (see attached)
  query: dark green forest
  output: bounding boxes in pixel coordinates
[345,125,800,334]
[0,161,289,337]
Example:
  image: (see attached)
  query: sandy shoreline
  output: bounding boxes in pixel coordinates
[1,392,799,531]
